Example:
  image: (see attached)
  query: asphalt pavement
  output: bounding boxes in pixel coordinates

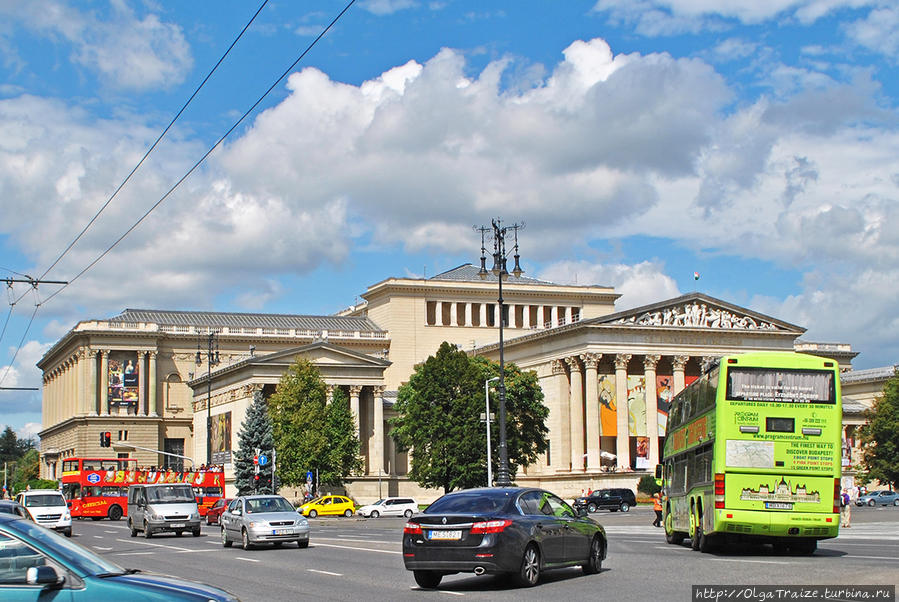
[68,504,899,600]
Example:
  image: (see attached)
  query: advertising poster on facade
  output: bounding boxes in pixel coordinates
[598,375,616,436]
[627,375,646,436]
[636,436,650,469]
[657,375,673,436]
[107,351,139,408]
[210,412,232,465]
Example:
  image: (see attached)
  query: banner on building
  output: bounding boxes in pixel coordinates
[657,375,673,436]
[627,375,646,436]
[107,351,139,407]
[210,412,232,465]
[598,375,616,437]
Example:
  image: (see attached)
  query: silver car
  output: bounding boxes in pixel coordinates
[220,495,310,550]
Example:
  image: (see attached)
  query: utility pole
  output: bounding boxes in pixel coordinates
[196,331,220,466]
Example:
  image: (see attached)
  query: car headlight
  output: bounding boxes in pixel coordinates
[189,512,200,520]
[147,508,159,519]
[248,521,267,528]
[63,512,71,521]
[297,516,308,526]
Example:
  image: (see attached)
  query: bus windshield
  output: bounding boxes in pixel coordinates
[726,367,835,404]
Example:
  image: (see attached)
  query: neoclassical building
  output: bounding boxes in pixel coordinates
[38,265,872,501]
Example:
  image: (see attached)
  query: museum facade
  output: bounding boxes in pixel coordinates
[38,264,877,502]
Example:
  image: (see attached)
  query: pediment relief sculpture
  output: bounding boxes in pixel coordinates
[613,301,779,331]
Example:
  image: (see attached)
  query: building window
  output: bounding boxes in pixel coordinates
[118,430,128,441]
[426,301,436,326]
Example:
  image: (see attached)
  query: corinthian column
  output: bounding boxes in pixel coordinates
[100,350,109,415]
[644,354,661,467]
[551,359,571,472]
[348,385,362,438]
[673,355,689,395]
[615,354,632,470]
[149,351,158,416]
[566,356,584,471]
[583,353,601,470]
[370,386,385,477]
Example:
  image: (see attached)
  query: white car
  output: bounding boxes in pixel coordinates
[16,489,72,537]
[356,497,418,518]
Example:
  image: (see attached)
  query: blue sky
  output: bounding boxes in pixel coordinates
[2,0,898,439]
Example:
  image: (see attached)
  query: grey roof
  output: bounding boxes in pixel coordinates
[429,263,558,286]
[841,365,898,384]
[108,309,384,333]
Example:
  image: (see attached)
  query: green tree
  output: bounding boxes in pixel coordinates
[637,473,661,497]
[0,426,33,465]
[268,358,362,491]
[322,387,363,486]
[390,343,549,494]
[857,372,899,490]
[234,388,274,495]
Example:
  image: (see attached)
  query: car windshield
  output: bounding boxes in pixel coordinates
[2,516,123,576]
[146,485,194,503]
[425,491,513,514]
[23,494,65,507]
[246,497,294,514]
[371,499,384,506]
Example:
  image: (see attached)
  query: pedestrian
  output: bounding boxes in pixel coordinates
[840,489,851,528]
[652,492,663,527]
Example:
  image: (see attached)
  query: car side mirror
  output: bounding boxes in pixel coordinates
[27,565,64,587]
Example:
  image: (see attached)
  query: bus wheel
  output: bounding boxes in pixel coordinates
[691,521,702,551]
[699,532,717,553]
[665,513,685,545]
[108,505,123,521]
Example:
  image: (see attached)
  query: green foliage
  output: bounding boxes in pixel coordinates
[857,373,899,490]
[390,342,549,494]
[234,388,274,495]
[0,426,34,465]
[9,449,43,493]
[268,358,362,490]
[637,474,661,496]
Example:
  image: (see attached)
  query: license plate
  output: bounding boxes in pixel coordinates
[765,502,792,510]
[273,529,291,535]
[170,523,186,528]
[428,530,462,540]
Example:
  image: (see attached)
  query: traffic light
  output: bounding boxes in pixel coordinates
[100,432,111,447]
[253,474,260,483]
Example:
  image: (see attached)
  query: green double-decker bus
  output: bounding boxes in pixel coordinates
[658,352,842,554]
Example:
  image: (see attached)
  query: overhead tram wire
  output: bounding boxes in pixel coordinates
[29,0,272,293]
[0,0,358,378]
[0,288,41,388]
[4,0,270,357]
[0,0,272,369]
[39,0,357,309]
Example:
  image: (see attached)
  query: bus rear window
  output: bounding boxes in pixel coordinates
[726,368,835,404]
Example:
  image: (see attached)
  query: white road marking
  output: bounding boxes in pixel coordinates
[439,591,464,596]
[93,546,113,551]
[113,551,156,556]
[313,542,401,555]
[844,555,899,561]
[712,558,792,565]
[93,535,104,539]
[115,538,191,552]
[308,569,342,576]
[236,557,259,563]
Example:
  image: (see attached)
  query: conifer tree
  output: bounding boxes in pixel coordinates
[234,388,274,495]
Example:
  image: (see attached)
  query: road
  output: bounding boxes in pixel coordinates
[69,504,899,600]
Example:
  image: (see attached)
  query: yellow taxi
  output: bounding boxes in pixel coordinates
[298,495,356,518]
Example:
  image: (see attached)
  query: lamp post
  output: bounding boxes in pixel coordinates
[483,376,499,487]
[475,218,523,487]
[196,331,220,466]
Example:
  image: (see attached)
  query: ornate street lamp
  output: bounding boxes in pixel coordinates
[475,218,523,487]
[196,331,220,466]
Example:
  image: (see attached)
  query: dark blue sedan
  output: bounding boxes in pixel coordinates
[402,487,607,589]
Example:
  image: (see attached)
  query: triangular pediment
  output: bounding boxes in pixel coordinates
[255,341,390,367]
[592,293,804,333]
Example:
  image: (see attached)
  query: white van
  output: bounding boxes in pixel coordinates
[16,489,72,537]
[127,483,201,538]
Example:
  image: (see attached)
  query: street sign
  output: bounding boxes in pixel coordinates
[258,454,268,466]
[306,470,313,484]
[253,455,258,465]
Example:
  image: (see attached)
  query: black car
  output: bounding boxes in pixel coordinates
[402,487,607,589]
[573,488,636,513]
[0,499,31,519]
